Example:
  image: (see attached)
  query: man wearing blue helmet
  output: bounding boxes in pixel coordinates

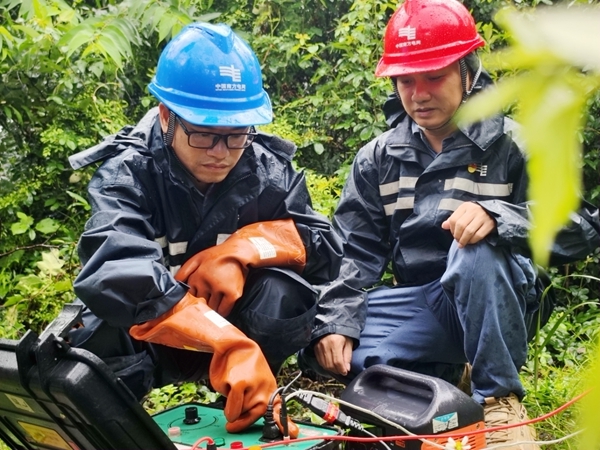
[67,23,343,434]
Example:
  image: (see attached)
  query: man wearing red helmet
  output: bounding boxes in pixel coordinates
[300,0,600,449]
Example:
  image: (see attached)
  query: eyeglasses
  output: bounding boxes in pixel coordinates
[175,116,257,150]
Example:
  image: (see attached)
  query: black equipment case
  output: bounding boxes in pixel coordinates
[0,304,177,450]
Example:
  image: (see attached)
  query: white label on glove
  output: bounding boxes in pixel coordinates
[249,236,277,259]
[216,233,232,245]
[204,310,230,328]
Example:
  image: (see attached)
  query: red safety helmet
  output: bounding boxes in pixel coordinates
[375,0,485,77]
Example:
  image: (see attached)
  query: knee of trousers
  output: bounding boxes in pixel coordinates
[443,239,535,289]
[445,239,504,276]
[229,268,318,371]
[235,267,317,319]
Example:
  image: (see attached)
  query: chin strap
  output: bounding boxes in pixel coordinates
[460,55,482,103]
[163,109,176,147]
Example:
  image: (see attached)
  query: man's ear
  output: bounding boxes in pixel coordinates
[158,103,170,133]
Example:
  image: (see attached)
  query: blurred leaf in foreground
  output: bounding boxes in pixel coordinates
[579,333,600,450]
[458,6,600,450]
[457,5,600,267]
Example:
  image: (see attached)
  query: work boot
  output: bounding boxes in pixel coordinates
[456,363,472,396]
[483,393,539,450]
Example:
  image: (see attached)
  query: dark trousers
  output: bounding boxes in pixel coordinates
[300,240,540,403]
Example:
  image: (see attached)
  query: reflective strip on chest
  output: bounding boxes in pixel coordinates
[444,177,512,197]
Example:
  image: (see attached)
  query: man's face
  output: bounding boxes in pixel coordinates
[159,104,249,190]
[395,62,463,134]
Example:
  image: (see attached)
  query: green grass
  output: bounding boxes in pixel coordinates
[523,310,599,449]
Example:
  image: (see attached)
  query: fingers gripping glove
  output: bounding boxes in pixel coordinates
[129,293,278,432]
[175,219,306,317]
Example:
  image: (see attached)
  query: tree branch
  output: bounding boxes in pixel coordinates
[0,243,60,258]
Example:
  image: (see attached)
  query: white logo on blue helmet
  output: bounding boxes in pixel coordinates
[219,65,242,82]
[216,65,246,92]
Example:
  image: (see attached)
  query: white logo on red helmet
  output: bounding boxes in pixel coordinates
[398,26,417,40]
[395,26,421,48]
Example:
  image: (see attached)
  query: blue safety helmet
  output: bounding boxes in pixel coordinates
[148,22,272,126]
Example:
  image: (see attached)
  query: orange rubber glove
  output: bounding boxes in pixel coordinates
[175,219,306,317]
[129,293,277,432]
[273,401,300,439]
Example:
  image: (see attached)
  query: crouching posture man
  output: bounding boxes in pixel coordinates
[299,1,600,449]
[68,22,343,433]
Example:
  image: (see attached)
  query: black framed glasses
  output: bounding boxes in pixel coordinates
[175,116,257,150]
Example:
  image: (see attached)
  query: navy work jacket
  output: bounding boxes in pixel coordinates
[312,87,600,344]
[69,109,344,328]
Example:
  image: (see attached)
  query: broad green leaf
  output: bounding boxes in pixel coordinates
[47,95,64,105]
[7,105,23,125]
[16,0,33,20]
[97,33,124,68]
[141,4,167,30]
[32,0,51,26]
[59,25,95,57]
[458,5,600,266]
[313,142,325,155]
[36,249,64,275]
[88,61,104,78]
[0,26,14,48]
[3,295,24,308]
[3,0,24,11]
[104,24,132,57]
[111,17,138,46]
[35,217,60,234]
[10,212,34,235]
[483,46,563,73]
[53,280,72,292]
[157,14,178,43]
[0,250,25,268]
[12,23,41,39]
[57,6,76,24]
[17,274,43,289]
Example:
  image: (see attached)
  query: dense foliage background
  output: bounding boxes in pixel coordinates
[0,0,599,448]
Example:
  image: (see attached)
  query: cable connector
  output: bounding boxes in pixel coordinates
[295,392,366,432]
[261,404,282,441]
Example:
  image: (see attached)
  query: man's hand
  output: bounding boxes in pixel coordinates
[175,249,246,317]
[441,202,496,248]
[314,334,353,376]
